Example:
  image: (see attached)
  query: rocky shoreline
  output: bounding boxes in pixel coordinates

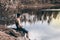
[0,25,29,40]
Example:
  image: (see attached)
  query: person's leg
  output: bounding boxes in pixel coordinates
[22,28,30,40]
[19,28,29,38]
[18,27,30,40]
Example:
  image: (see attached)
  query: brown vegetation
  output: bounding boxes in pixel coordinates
[0,0,60,25]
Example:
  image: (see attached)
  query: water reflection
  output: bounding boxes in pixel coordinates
[23,13,60,40]
[7,12,60,40]
[20,12,60,40]
[0,11,59,25]
[21,11,59,24]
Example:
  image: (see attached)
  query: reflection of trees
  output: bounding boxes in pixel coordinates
[22,11,59,24]
[40,11,59,24]
[53,11,59,19]
[36,11,59,24]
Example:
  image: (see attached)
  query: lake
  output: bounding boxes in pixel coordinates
[7,12,60,40]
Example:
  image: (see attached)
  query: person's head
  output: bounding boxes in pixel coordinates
[17,13,21,18]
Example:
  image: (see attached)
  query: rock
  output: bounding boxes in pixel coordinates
[0,31,16,40]
[16,37,30,40]
[0,25,30,40]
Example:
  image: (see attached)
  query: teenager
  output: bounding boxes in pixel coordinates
[15,13,29,39]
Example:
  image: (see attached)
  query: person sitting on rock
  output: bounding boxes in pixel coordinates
[15,13,29,39]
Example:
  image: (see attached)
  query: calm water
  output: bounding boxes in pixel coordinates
[7,12,60,40]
